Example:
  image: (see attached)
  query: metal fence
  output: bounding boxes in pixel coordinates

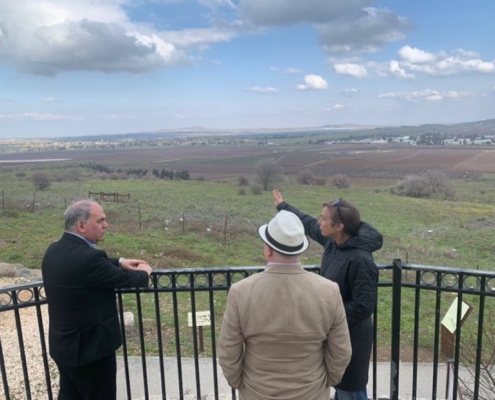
[1,260,495,400]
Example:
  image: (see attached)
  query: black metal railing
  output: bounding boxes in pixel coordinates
[1,260,495,400]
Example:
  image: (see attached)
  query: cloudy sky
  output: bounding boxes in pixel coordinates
[1,0,494,138]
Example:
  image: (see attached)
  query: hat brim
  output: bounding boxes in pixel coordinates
[258,224,310,256]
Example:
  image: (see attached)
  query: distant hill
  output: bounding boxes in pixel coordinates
[56,118,495,141]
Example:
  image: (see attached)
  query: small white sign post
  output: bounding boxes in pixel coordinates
[188,311,211,353]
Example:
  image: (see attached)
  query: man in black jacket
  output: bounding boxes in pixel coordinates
[42,200,152,400]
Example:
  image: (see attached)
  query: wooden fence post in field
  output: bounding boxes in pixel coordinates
[223,216,228,244]
[138,203,142,230]
[25,193,36,213]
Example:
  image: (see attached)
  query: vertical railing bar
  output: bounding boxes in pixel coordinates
[12,291,32,400]
[412,270,421,400]
[153,275,167,399]
[0,330,11,400]
[136,290,150,399]
[390,259,402,400]
[473,277,485,400]
[33,288,53,400]
[372,291,378,400]
[208,272,219,399]
[117,291,132,400]
[431,272,442,400]
[226,271,236,400]
[189,273,202,399]
[172,274,184,398]
[452,275,464,400]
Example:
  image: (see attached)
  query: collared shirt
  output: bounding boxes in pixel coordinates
[65,231,96,248]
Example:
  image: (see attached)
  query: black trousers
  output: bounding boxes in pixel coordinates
[56,354,117,400]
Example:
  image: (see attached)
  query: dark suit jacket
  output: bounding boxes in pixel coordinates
[42,232,149,367]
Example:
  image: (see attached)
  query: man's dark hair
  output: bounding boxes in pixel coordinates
[323,199,361,236]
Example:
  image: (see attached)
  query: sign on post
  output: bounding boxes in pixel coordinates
[441,297,472,400]
[188,311,211,353]
[188,311,211,327]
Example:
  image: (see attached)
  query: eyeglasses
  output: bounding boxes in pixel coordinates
[332,198,343,222]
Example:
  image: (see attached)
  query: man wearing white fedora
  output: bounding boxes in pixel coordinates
[218,210,352,400]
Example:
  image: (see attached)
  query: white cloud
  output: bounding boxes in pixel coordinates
[44,97,56,103]
[20,113,80,121]
[199,0,235,10]
[296,74,328,90]
[334,63,368,78]
[269,66,280,72]
[326,103,345,110]
[317,7,413,56]
[284,67,303,74]
[248,86,279,93]
[378,89,473,102]
[342,88,359,97]
[398,46,435,63]
[398,46,495,76]
[389,60,414,79]
[332,46,495,80]
[0,1,240,75]
[239,0,371,26]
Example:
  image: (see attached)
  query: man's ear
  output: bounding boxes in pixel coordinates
[76,220,86,233]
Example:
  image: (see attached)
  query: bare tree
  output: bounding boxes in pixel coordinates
[32,172,52,191]
[255,163,282,191]
[458,318,495,399]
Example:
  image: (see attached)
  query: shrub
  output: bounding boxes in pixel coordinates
[238,188,246,195]
[331,174,350,189]
[32,172,52,191]
[392,170,455,199]
[15,171,26,178]
[251,185,262,195]
[297,169,315,185]
[238,176,249,186]
[314,177,327,186]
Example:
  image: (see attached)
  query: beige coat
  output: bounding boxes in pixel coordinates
[218,264,351,400]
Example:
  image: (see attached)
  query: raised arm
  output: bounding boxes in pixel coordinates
[273,189,328,246]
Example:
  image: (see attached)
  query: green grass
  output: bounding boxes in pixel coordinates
[2,167,495,358]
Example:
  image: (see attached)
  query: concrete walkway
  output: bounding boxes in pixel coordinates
[117,357,459,400]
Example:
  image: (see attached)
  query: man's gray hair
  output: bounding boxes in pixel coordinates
[64,200,93,230]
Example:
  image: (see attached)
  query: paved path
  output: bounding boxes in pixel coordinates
[117,357,461,400]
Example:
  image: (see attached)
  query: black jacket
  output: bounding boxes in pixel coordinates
[277,202,383,391]
[42,232,149,367]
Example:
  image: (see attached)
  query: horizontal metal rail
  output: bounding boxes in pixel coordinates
[1,261,494,400]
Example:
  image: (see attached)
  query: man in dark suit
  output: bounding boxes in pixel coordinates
[42,200,152,400]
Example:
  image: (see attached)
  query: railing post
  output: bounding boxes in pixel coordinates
[390,259,402,400]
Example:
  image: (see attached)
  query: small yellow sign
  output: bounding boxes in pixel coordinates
[441,297,471,334]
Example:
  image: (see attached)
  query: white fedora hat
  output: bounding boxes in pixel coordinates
[258,210,310,255]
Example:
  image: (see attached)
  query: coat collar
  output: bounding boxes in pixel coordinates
[264,263,305,274]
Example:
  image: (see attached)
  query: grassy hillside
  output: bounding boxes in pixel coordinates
[1,171,494,272]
